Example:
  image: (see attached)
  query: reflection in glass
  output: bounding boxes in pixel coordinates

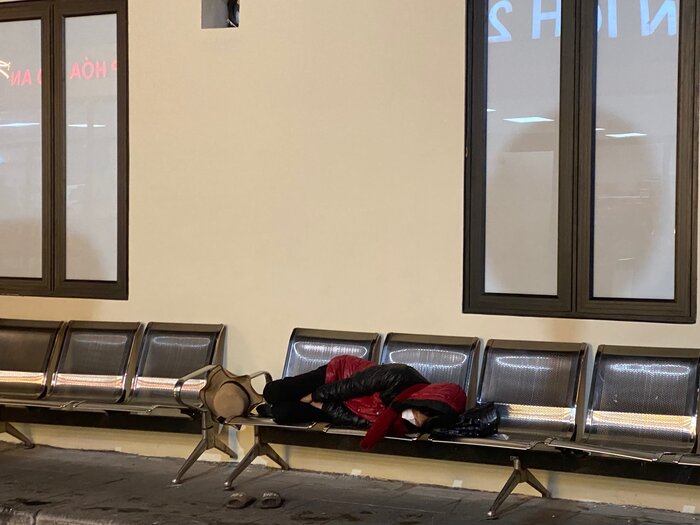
[64,14,118,281]
[484,0,560,295]
[593,0,679,299]
[0,20,43,278]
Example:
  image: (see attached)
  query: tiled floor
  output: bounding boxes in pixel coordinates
[0,442,697,525]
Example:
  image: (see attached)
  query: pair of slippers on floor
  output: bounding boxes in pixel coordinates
[227,491,283,509]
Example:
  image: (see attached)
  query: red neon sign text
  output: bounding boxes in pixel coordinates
[5,58,117,87]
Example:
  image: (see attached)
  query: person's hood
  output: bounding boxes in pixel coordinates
[359,382,467,450]
[392,382,467,417]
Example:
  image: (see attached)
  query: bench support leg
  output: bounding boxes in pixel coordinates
[0,422,34,449]
[224,427,290,490]
[172,412,238,485]
[487,456,549,519]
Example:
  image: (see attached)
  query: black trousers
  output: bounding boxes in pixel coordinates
[262,365,333,424]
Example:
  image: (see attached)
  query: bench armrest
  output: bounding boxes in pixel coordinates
[173,364,219,409]
[248,370,273,383]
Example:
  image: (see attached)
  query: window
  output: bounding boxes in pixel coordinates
[464,0,698,322]
[0,0,127,299]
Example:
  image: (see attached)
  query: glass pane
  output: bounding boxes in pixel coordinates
[0,20,43,278]
[64,14,118,281]
[593,0,679,299]
[484,0,560,295]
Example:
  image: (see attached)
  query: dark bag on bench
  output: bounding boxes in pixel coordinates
[431,402,499,438]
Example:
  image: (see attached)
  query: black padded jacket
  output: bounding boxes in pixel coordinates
[321,401,371,428]
[312,364,429,427]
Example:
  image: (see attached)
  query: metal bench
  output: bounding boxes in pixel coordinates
[430,339,587,517]
[0,319,65,447]
[8,323,699,512]
[225,328,381,488]
[245,333,700,516]
[323,332,480,438]
[127,322,236,483]
[548,344,700,463]
[0,320,229,484]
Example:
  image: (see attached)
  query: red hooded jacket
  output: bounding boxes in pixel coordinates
[316,356,467,448]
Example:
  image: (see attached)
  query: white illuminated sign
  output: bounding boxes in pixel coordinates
[489,0,678,43]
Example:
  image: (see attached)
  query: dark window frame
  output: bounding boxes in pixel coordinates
[0,0,128,300]
[464,0,699,323]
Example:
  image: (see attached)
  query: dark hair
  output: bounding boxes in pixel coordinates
[416,406,441,418]
[422,412,457,432]
[403,407,457,432]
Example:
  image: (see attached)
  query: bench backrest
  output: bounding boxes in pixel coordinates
[46,321,142,403]
[127,323,224,408]
[283,328,380,378]
[477,340,587,440]
[0,320,64,399]
[583,345,700,453]
[380,333,479,400]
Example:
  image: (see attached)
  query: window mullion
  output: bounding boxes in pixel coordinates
[574,0,598,316]
[51,0,66,294]
[42,2,54,293]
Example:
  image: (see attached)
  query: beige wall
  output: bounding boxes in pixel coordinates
[1,0,699,513]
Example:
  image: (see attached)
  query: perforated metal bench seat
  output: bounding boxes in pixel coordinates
[225,328,381,488]
[675,454,700,466]
[1,321,143,412]
[321,425,421,442]
[230,419,416,440]
[226,331,482,486]
[231,416,324,431]
[282,328,380,376]
[0,320,64,400]
[0,320,145,409]
[318,332,481,438]
[429,405,584,451]
[547,344,700,463]
[19,322,219,408]
[0,320,232,484]
[380,333,480,394]
[432,426,579,451]
[235,339,700,476]
[125,322,237,483]
[430,339,587,443]
[125,323,225,411]
[230,328,383,435]
[547,439,674,462]
[429,434,544,451]
[227,334,593,519]
[51,321,144,404]
[229,331,476,437]
[0,321,143,410]
[424,339,588,517]
[0,319,66,447]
